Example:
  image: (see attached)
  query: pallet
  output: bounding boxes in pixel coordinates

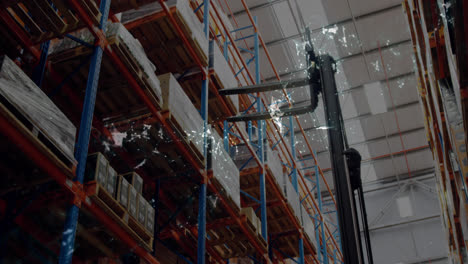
[207,222,267,259]
[86,181,154,251]
[48,33,161,120]
[0,93,77,175]
[125,4,208,74]
[4,0,101,44]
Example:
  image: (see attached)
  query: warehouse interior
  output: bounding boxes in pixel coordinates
[0,0,466,263]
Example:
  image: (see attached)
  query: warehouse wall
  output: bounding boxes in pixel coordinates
[323,173,447,263]
[363,174,448,264]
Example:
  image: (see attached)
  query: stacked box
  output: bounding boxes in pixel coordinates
[122,0,208,60]
[146,203,155,234]
[210,129,241,209]
[158,73,204,155]
[266,147,284,195]
[301,204,317,248]
[117,176,130,209]
[137,194,147,225]
[85,153,109,186]
[106,166,118,197]
[123,172,144,194]
[0,56,76,164]
[128,185,138,218]
[285,179,301,222]
[211,43,239,113]
[48,23,161,102]
[241,207,261,236]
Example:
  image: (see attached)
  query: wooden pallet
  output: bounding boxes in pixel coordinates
[125,5,208,75]
[86,181,154,251]
[49,34,161,120]
[0,94,77,174]
[207,222,267,259]
[4,0,101,44]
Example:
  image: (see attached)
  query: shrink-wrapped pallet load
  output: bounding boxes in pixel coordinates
[0,56,77,166]
[210,129,241,209]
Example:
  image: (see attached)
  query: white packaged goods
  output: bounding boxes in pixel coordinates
[128,185,138,218]
[117,177,130,208]
[158,73,204,155]
[0,56,76,164]
[211,43,239,113]
[123,172,144,194]
[49,23,161,102]
[301,204,317,248]
[285,179,302,222]
[122,0,208,59]
[266,147,284,195]
[85,153,109,186]
[210,129,241,208]
[146,203,155,233]
[107,166,118,196]
[137,194,147,225]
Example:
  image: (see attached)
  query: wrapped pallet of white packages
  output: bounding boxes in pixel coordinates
[266,146,284,195]
[210,129,241,209]
[0,56,76,165]
[301,204,317,248]
[285,179,302,223]
[158,73,204,156]
[49,23,161,102]
[122,0,208,59]
[211,42,239,113]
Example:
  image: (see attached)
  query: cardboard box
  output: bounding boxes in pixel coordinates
[241,207,260,234]
[128,185,138,218]
[107,166,117,196]
[137,194,147,225]
[123,172,143,194]
[85,153,108,186]
[146,203,155,234]
[117,176,130,209]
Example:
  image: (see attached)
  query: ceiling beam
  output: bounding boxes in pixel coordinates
[230,0,287,17]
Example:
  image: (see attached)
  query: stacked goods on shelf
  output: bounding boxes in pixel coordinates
[300,204,317,249]
[210,128,241,211]
[48,22,161,118]
[84,152,154,249]
[284,178,302,224]
[231,141,285,195]
[209,41,239,116]
[404,0,468,258]
[0,56,77,172]
[158,72,204,163]
[241,207,262,237]
[122,0,209,73]
[3,0,101,44]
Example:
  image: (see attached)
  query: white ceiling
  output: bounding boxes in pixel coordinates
[222,0,432,189]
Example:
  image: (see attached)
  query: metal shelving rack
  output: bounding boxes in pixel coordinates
[404,0,468,262]
[0,0,343,263]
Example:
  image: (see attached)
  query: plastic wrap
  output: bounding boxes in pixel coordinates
[211,43,239,113]
[210,129,241,209]
[301,204,317,248]
[158,73,204,155]
[266,146,284,195]
[49,23,161,101]
[0,56,76,163]
[285,179,301,222]
[122,0,208,58]
[137,194,147,224]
